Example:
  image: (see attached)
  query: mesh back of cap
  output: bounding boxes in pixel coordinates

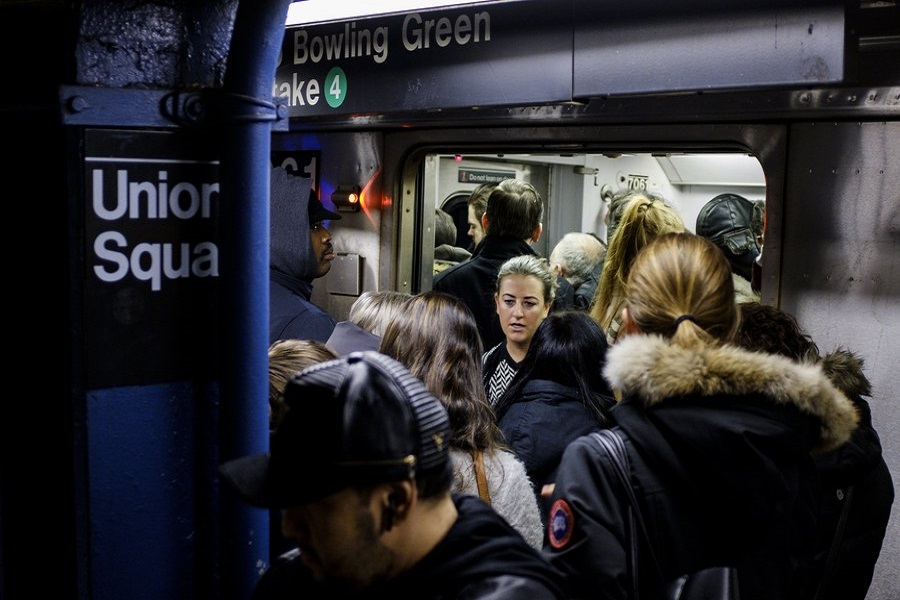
[349,352,450,473]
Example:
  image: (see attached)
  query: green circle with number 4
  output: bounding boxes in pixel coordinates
[325,67,347,108]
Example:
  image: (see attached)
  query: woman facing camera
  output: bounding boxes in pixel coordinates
[483,254,557,408]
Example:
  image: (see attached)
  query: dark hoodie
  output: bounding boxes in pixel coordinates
[269,167,336,343]
[544,335,859,600]
[252,494,566,600]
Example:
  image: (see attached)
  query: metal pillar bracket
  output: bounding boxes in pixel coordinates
[60,85,288,130]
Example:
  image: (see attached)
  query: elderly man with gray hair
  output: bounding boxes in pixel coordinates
[549,232,606,311]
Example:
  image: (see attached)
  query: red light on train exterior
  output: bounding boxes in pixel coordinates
[332,185,362,212]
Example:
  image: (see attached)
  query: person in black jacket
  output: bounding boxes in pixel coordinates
[220,351,566,600]
[735,302,894,600]
[433,179,572,350]
[543,233,860,600]
[494,311,616,525]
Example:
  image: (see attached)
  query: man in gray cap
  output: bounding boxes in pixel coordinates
[269,166,342,343]
[220,351,566,600]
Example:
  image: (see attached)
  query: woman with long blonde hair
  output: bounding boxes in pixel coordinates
[590,191,684,343]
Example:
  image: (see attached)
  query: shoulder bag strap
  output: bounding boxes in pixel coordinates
[472,450,492,504]
[591,429,665,593]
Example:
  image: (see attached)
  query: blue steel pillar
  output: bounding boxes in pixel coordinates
[218,1,293,599]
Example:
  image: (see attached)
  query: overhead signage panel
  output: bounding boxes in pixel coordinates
[275,0,572,117]
[572,1,847,96]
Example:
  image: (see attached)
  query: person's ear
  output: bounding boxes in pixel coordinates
[621,307,640,335]
[381,482,413,533]
[481,213,489,234]
[383,493,398,531]
[530,222,542,243]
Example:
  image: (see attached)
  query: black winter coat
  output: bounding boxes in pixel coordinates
[252,494,567,600]
[497,379,609,510]
[542,334,859,600]
[802,350,894,600]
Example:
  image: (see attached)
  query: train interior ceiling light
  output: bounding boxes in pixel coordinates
[286,0,495,25]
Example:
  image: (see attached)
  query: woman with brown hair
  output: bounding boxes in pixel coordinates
[380,290,544,549]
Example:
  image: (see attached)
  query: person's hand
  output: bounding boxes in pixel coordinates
[541,483,555,498]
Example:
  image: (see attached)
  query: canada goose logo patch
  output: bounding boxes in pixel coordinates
[548,499,574,549]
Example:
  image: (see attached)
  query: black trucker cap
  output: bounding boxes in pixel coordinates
[219,351,450,508]
[308,189,342,223]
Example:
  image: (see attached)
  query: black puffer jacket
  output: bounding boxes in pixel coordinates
[498,379,611,512]
[802,349,894,600]
[543,335,859,600]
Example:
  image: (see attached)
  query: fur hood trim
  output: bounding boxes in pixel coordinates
[821,348,871,398]
[604,335,859,452]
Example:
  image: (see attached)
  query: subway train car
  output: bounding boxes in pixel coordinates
[2,1,898,599]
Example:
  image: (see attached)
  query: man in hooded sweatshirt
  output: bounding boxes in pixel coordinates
[269,166,342,343]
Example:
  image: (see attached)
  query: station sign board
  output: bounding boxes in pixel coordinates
[83,129,220,388]
[275,0,570,117]
[274,0,848,117]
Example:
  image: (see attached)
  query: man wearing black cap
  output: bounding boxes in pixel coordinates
[695,193,763,303]
[220,351,567,600]
[269,166,342,343]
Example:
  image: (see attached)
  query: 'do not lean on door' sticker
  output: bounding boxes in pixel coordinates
[325,67,347,109]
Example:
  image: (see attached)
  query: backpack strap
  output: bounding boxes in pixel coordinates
[592,429,739,600]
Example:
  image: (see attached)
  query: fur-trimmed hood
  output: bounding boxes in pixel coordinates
[821,347,871,399]
[815,347,885,482]
[604,334,859,453]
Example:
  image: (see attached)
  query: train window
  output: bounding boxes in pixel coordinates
[417,151,766,291]
[440,192,474,250]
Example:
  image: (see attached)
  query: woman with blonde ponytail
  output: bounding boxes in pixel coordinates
[543,232,860,600]
[590,192,685,344]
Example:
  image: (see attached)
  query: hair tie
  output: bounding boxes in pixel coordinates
[674,314,696,327]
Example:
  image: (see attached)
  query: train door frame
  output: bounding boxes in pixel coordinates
[384,122,787,301]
